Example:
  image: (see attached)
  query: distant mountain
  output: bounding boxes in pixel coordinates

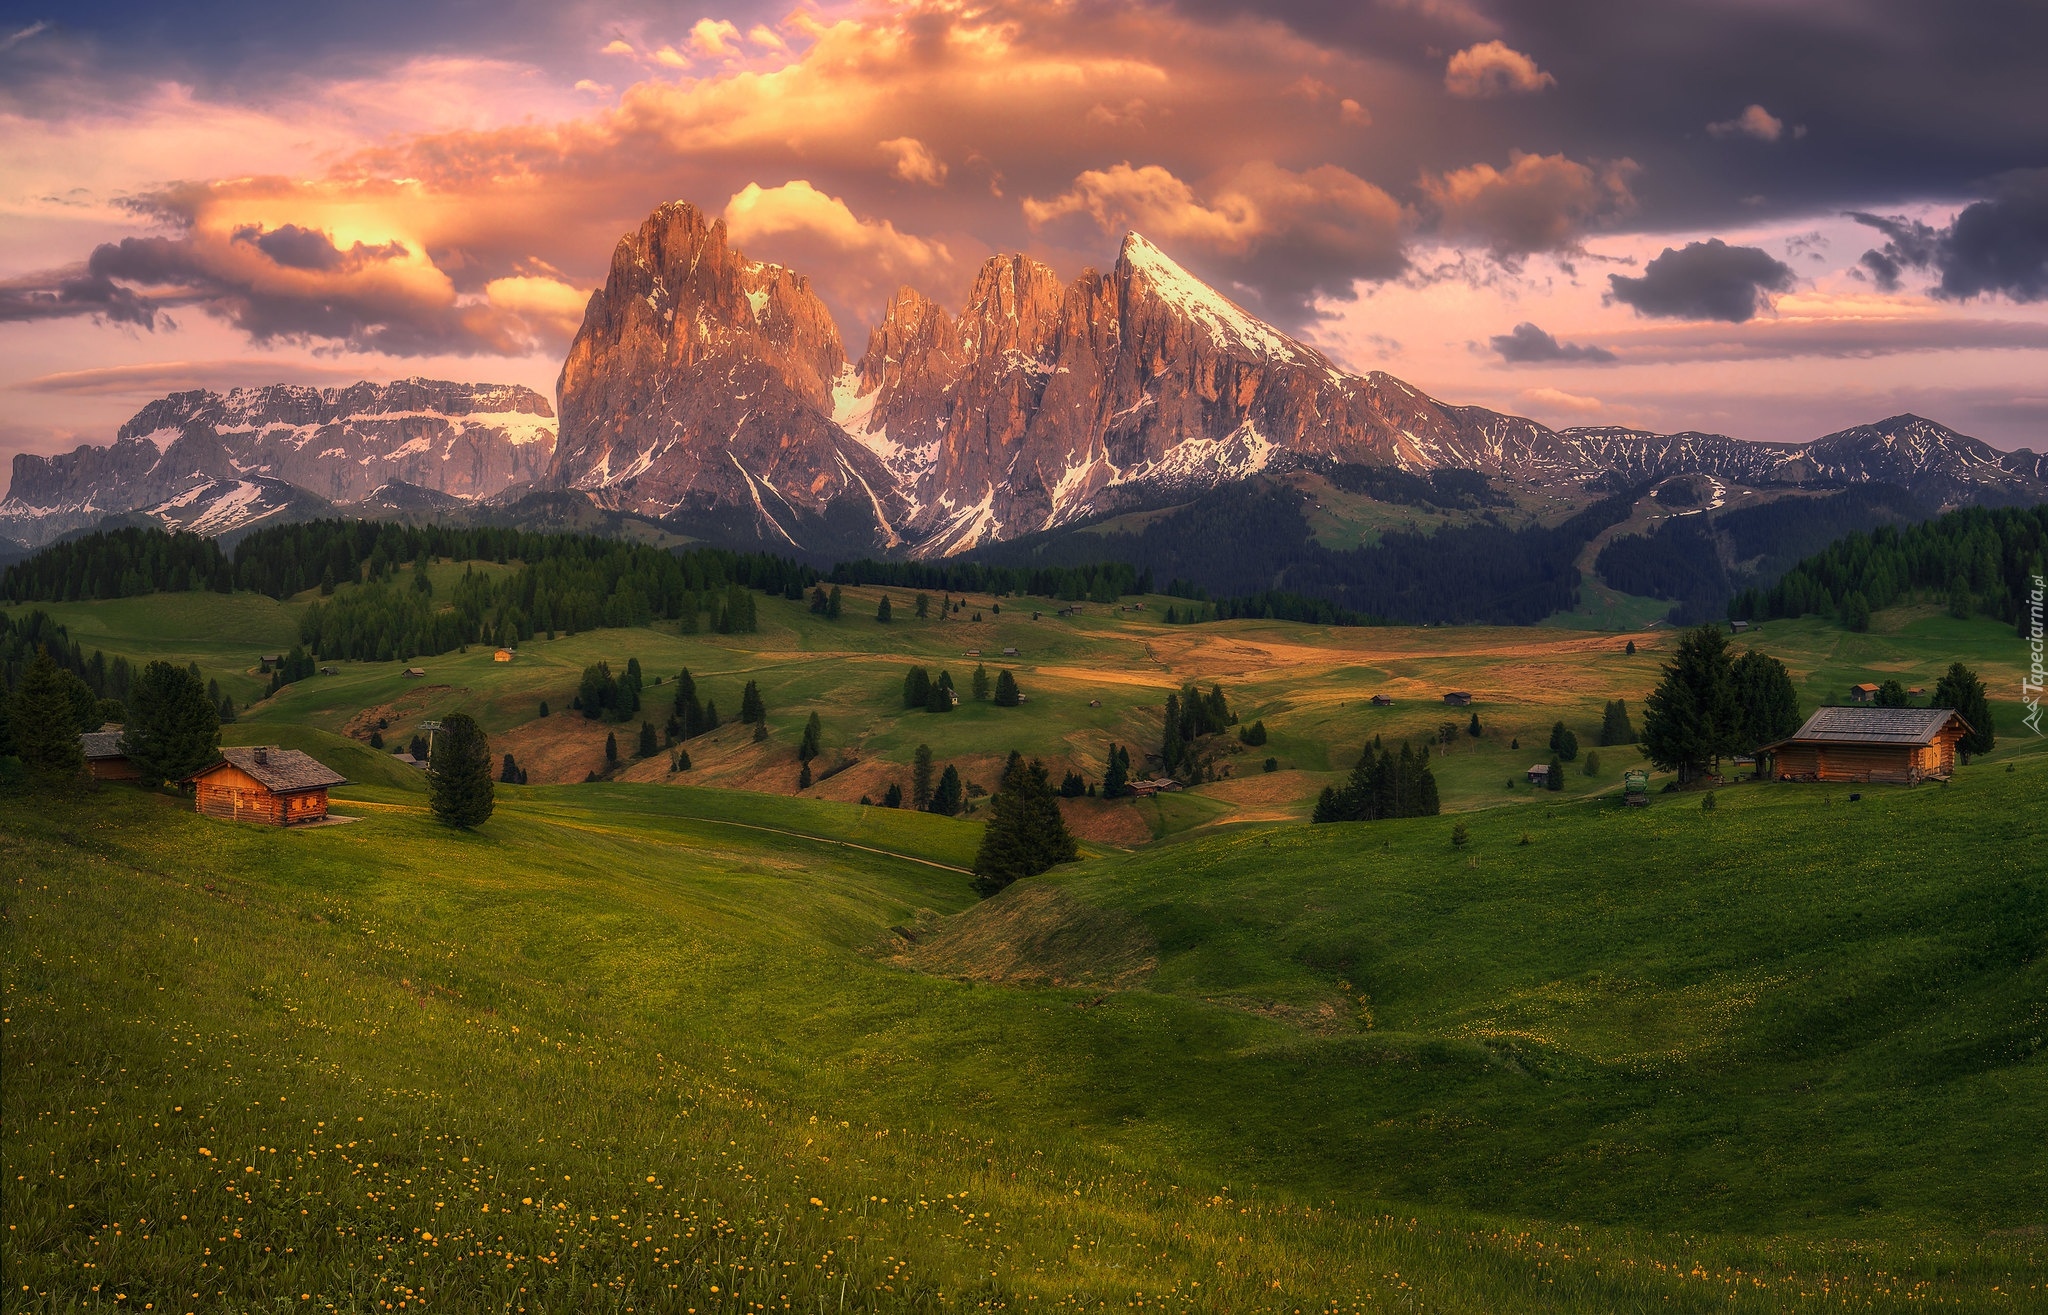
[0,379,555,547]
[551,200,2045,557]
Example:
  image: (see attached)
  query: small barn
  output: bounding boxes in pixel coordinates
[1442,691,1474,707]
[493,649,515,662]
[1526,763,1550,785]
[1847,682,1881,703]
[1370,693,1395,706]
[1760,707,1973,784]
[403,667,428,678]
[80,724,140,781]
[1002,646,1019,657]
[186,746,347,825]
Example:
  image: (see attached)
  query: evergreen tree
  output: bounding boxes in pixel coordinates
[702,699,719,732]
[912,743,935,811]
[672,748,692,772]
[1059,770,1086,797]
[427,711,494,828]
[972,664,991,701]
[883,781,903,808]
[1730,650,1803,760]
[926,681,954,713]
[1873,678,1909,707]
[928,763,964,816]
[740,679,765,724]
[1102,743,1133,798]
[1641,625,1740,784]
[409,734,429,761]
[809,585,830,614]
[123,659,221,786]
[972,755,1079,895]
[798,760,813,790]
[218,695,236,724]
[1312,741,1440,821]
[8,648,86,779]
[1584,750,1601,776]
[1468,712,1482,737]
[915,592,930,618]
[993,670,1021,707]
[903,666,932,709]
[799,711,822,763]
[638,721,658,757]
[1599,699,1638,745]
[370,730,384,749]
[1238,719,1267,746]
[539,700,550,718]
[876,595,893,623]
[604,731,618,763]
[1839,590,1871,632]
[753,720,768,743]
[1625,639,1637,655]
[1548,721,1579,761]
[1546,754,1564,791]
[827,585,843,619]
[1931,662,1995,756]
[501,752,521,783]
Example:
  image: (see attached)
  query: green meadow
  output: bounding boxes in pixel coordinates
[3,577,2044,1310]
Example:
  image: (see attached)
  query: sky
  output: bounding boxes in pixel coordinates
[3,0,2046,468]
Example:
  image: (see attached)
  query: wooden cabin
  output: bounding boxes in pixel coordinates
[185,746,347,825]
[1370,694,1395,706]
[80,724,140,781]
[403,667,427,678]
[1760,707,1972,785]
[1526,763,1550,784]
[1848,683,1882,703]
[493,649,515,662]
[1442,691,1474,707]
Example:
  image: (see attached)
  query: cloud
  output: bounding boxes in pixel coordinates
[1488,322,1616,364]
[1853,170,2048,303]
[1024,159,1406,318]
[879,137,948,187]
[1420,151,1636,258]
[721,181,959,315]
[1,20,50,52]
[689,19,743,59]
[10,358,374,396]
[1707,105,1785,142]
[1521,386,1604,415]
[231,223,405,272]
[1443,41,1555,98]
[1606,239,1796,322]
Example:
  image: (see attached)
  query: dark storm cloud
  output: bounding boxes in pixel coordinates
[1606,240,1795,322]
[0,258,163,327]
[230,224,410,272]
[1488,322,1615,363]
[1854,170,2048,302]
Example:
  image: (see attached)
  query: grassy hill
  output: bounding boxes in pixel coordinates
[4,578,2042,1308]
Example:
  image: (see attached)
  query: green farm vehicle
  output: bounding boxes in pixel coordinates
[1623,769,1651,806]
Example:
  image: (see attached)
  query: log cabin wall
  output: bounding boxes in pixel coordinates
[192,763,328,825]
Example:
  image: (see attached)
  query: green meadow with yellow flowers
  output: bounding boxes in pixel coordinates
[3,582,2045,1311]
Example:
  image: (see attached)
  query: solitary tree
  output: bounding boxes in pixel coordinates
[882,781,903,808]
[8,649,87,780]
[912,743,935,811]
[928,764,964,816]
[123,659,221,786]
[1467,712,1482,738]
[604,731,618,763]
[1625,640,1637,656]
[993,670,1022,707]
[1641,625,1741,785]
[799,711,822,763]
[740,680,765,724]
[1873,679,1910,707]
[971,664,991,701]
[972,754,1078,895]
[1584,750,1601,776]
[539,699,550,718]
[1931,662,1995,756]
[501,752,521,783]
[914,593,930,618]
[1546,753,1565,791]
[876,595,893,623]
[427,711,495,828]
[827,585,843,619]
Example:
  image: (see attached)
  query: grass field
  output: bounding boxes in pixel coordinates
[4,578,2043,1310]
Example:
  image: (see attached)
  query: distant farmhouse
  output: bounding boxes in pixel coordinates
[1442,691,1473,706]
[80,724,139,781]
[1370,693,1395,706]
[1761,707,1972,784]
[186,746,347,825]
[1848,683,1882,704]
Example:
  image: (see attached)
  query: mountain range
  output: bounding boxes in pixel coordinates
[5,198,2043,566]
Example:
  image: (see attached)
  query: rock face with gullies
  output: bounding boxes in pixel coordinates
[552,200,2047,557]
[550,201,906,552]
[0,379,556,547]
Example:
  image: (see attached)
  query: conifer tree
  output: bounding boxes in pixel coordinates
[753,720,768,743]
[915,593,930,618]
[912,743,935,811]
[1931,661,1995,756]
[799,711,822,763]
[928,763,963,816]
[604,731,618,763]
[798,760,813,790]
[1102,743,1132,798]
[1874,679,1909,707]
[972,754,1078,895]
[123,659,221,786]
[1730,650,1802,759]
[428,712,494,828]
[827,585,843,619]
[8,648,86,779]
[876,595,893,623]
[502,752,521,783]
[1642,626,1741,784]
[993,670,1021,707]
[903,666,932,709]
[638,721,657,757]
[1548,721,1579,762]
[926,681,954,713]
[883,781,903,808]
[1626,639,1637,655]
[1468,712,1482,737]
[1599,699,1637,745]
[740,679,765,724]
[1547,754,1565,791]
[809,585,830,614]
[672,748,692,772]
[972,664,991,701]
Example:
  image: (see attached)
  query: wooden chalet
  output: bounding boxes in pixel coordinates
[1848,683,1882,703]
[1442,691,1474,706]
[1760,707,1972,785]
[80,724,139,781]
[403,667,428,678]
[1370,693,1395,706]
[1525,763,1550,784]
[493,648,515,662]
[185,746,347,825]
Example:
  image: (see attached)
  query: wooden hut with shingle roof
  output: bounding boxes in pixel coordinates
[1759,706,1972,784]
[185,746,347,825]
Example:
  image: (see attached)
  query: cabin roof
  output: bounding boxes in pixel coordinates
[1764,706,1969,749]
[80,729,127,760]
[190,746,347,793]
